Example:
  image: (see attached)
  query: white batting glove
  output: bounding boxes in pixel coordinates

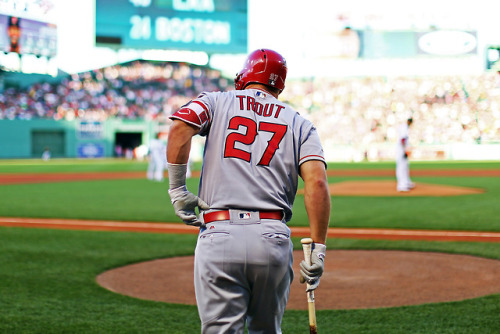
[299,243,326,292]
[168,185,209,227]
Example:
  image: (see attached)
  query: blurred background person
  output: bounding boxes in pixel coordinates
[42,147,51,161]
[147,133,167,182]
[396,116,415,192]
[8,16,21,53]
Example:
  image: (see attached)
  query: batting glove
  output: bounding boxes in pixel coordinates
[299,243,326,292]
[168,185,209,227]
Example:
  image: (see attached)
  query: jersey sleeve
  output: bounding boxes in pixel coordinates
[169,93,214,135]
[299,124,327,168]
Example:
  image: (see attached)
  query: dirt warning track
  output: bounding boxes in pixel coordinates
[1,217,499,242]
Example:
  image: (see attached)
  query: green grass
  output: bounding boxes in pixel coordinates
[1,160,499,231]
[315,176,500,231]
[0,158,149,173]
[0,179,174,222]
[0,228,201,334]
[1,228,499,333]
[1,158,500,333]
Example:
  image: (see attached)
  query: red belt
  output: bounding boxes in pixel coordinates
[203,210,283,223]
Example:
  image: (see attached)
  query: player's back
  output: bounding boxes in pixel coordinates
[197,89,323,221]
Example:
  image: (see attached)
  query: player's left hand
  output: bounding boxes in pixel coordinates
[299,243,326,292]
[168,185,209,227]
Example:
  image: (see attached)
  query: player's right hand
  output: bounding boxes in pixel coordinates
[168,185,209,227]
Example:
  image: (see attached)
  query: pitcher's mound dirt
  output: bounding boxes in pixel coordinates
[96,250,500,310]
[323,180,484,196]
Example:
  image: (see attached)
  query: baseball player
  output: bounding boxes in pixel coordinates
[166,49,330,333]
[41,147,51,161]
[147,133,167,182]
[396,117,415,191]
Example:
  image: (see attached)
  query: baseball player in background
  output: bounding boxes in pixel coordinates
[396,117,415,191]
[41,147,51,161]
[166,49,330,333]
[147,133,167,182]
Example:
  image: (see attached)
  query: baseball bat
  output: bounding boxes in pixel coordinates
[301,237,318,334]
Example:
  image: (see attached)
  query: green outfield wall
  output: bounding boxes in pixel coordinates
[1,119,498,161]
[0,119,158,159]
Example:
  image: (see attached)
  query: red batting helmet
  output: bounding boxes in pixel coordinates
[234,49,287,92]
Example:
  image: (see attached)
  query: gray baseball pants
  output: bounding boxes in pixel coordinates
[194,210,294,334]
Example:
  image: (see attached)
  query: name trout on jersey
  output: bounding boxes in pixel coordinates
[171,94,286,127]
[236,95,285,118]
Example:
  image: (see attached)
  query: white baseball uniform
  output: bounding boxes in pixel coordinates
[147,138,167,182]
[170,88,326,333]
[396,122,414,191]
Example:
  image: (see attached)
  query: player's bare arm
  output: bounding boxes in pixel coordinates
[167,119,199,164]
[166,119,208,226]
[299,159,330,292]
[300,160,330,244]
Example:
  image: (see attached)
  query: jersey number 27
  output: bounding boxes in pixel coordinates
[224,116,287,166]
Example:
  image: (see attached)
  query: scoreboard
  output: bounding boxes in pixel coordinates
[0,0,57,57]
[0,14,57,57]
[95,0,248,54]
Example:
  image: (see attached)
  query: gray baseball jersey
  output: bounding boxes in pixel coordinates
[170,88,326,222]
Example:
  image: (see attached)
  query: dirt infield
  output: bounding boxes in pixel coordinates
[324,180,484,196]
[96,250,500,310]
[2,217,499,242]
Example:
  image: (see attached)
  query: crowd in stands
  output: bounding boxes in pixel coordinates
[1,60,500,147]
[282,72,500,146]
[0,60,229,123]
